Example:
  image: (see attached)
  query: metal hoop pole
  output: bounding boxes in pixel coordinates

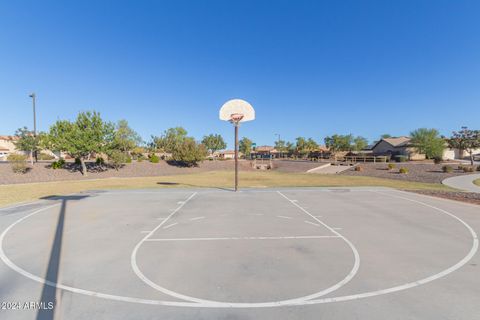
[234,123,239,191]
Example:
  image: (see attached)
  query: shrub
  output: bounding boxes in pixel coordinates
[38,152,55,160]
[399,167,409,174]
[171,139,207,167]
[96,157,105,165]
[433,156,442,164]
[149,154,160,163]
[457,165,465,171]
[109,150,128,170]
[126,156,132,163]
[74,157,82,165]
[354,165,363,171]
[387,163,396,170]
[51,159,65,169]
[394,155,408,162]
[8,154,28,174]
[442,165,453,173]
[477,165,480,172]
[462,166,475,173]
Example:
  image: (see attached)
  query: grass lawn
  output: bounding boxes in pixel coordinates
[474,179,480,186]
[0,170,452,208]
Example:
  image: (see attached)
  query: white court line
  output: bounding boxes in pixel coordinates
[163,223,178,229]
[189,216,205,221]
[304,220,321,227]
[157,217,167,220]
[276,215,293,219]
[1,190,477,308]
[145,235,340,242]
[277,191,361,303]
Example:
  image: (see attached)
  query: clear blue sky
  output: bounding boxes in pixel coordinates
[1,1,479,148]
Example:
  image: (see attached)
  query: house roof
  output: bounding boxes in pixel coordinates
[371,136,412,150]
[0,135,19,141]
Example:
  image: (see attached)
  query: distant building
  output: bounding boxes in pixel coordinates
[367,136,456,160]
[217,150,244,159]
[0,136,20,160]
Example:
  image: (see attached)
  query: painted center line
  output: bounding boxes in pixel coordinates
[162,222,178,229]
[304,220,321,227]
[145,235,341,242]
[277,215,293,219]
[189,216,205,221]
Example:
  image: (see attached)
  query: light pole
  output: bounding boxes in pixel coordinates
[275,133,281,158]
[29,93,37,162]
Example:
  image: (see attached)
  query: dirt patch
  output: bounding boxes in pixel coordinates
[407,190,480,206]
[340,162,471,184]
[0,160,255,185]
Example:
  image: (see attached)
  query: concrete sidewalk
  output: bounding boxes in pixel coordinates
[442,173,480,193]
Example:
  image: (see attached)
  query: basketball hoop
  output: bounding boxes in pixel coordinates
[229,113,244,125]
[219,99,256,192]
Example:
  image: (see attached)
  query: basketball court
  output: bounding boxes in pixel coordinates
[1,187,479,319]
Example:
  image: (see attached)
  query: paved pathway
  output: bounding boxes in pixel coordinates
[442,173,480,193]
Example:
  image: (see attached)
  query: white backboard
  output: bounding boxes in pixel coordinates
[219,99,255,122]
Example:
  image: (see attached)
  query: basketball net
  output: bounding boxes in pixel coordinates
[229,113,244,126]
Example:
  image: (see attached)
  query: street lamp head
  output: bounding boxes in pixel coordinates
[29,93,35,98]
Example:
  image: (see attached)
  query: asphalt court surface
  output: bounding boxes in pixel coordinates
[0,187,479,319]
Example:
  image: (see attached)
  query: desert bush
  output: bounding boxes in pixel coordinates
[38,152,55,160]
[457,164,465,170]
[109,150,128,170]
[477,165,480,172]
[171,139,207,167]
[8,154,28,173]
[126,156,132,163]
[462,166,475,173]
[394,155,408,162]
[149,154,160,163]
[399,167,409,174]
[433,156,442,164]
[387,163,396,170]
[354,165,363,171]
[442,165,453,173]
[51,159,65,169]
[96,157,105,165]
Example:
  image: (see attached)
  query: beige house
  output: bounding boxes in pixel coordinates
[0,136,20,160]
[216,150,244,159]
[369,136,456,160]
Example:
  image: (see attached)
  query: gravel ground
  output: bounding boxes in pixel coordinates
[271,159,329,172]
[0,160,255,185]
[340,162,476,184]
[408,190,480,206]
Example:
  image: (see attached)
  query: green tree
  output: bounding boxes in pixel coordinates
[381,134,392,139]
[14,127,40,165]
[46,111,114,176]
[410,128,445,160]
[274,139,287,152]
[202,134,227,155]
[239,137,253,157]
[353,136,369,151]
[305,138,319,151]
[113,119,142,155]
[324,134,353,153]
[152,127,188,153]
[294,137,307,156]
[171,138,207,166]
[448,127,480,165]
